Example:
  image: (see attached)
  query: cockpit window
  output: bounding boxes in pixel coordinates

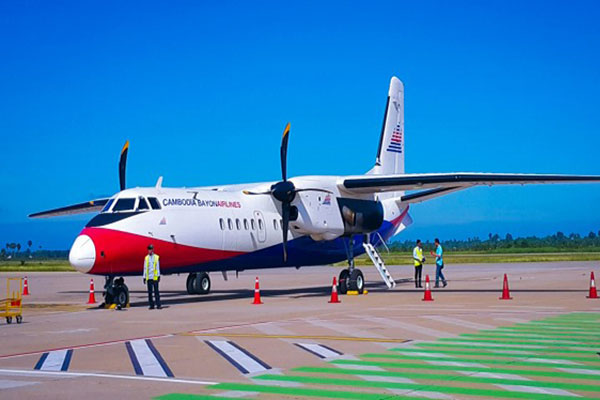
[148,197,161,210]
[137,197,149,210]
[101,199,115,213]
[112,198,136,212]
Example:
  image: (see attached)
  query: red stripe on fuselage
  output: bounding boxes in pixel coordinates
[80,227,245,276]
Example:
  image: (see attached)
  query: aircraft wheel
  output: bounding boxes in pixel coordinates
[186,273,196,294]
[114,285,129,308]
[6,316,12,324]
[349,269,365,294]
[16,315,22,324]
[338,269,349,295]
[194,272,211,295]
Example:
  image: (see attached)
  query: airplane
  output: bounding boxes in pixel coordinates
[30,77,600,307]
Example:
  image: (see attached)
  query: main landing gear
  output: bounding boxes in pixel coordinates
[103,276,129,308]
[186,272,211,295]
[338,236,365,295]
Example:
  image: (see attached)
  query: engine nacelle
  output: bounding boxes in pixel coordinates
[290,192,384,241]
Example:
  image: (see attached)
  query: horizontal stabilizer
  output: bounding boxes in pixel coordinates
[29,199,109,218]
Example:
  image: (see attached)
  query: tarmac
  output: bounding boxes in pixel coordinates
[0,261,599,399]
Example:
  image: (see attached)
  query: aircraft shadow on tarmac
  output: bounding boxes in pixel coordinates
[58,278,589,308]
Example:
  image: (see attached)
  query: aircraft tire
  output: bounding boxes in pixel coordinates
[349,269,365,294]
[338,269,349,294]
[113,285,129,308]
[194,272,211,295]
[186,273,197,294]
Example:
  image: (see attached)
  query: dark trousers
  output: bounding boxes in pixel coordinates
[147,280,161,308]
[414,265,422,287]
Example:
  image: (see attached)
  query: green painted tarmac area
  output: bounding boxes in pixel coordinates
[156,312,600,400]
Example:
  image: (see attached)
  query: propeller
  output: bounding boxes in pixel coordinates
[243,123,331,262]
[119,140,129,191]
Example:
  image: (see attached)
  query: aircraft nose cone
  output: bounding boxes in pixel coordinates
[69,235,96,273]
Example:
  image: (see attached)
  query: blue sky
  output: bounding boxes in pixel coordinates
[1,1,599,249]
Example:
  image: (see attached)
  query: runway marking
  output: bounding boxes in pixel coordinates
[494,385,580,397]
[0,379,39,389]
[0,368,216,385]
[393,347,599,362]
[294,343,342,359]
[421,315,495,330]
[33,349,73,371]
[205,340,271,375]
[0,333,172,360]
[125,339,174,377]
[184,332,409,343]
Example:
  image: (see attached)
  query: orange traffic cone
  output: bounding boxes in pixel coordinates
[499,273,512,300]
[252,276,263,304]
[87,278,96,304]
[422,275,434,301]
[329,277,341,303]
[587,272,598,299]
[23,276,30,296]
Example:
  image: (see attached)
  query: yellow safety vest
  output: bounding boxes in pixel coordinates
[413,247,423,267]
[144,254,160,280]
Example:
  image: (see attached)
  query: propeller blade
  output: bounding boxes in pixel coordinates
[119,140,129,191]
[294,188,333,194]
[281,201,290,263]
[242,190,272,195]
[280,123,290,182]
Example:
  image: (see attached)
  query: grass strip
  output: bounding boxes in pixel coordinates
[360,353,600,369]
[438,337,599,347]
[253,373,595,400]
[389,347,600,361]
[330,359,600,380]
[292,366,600,393]
[458,333,600,343]
[415,342,594,354]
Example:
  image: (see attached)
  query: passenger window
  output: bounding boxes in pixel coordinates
[138,197,149,210]
[148,197,161,210]
[101,199,114,212]
[219,218,225,230]
[113,198,135,212]
[228,218,233,230]
[243,219,249,230]
[236,219,241,230]
[258,219,264,230]
[251,219,256,230]
[280,219,283,230]
[273,219,278,230]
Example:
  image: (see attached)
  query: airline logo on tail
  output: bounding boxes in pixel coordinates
[386,124,403,154]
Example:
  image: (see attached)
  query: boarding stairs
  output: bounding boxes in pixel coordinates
[362,242,396,289]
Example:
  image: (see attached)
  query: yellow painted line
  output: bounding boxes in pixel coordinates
[180,332,410,343]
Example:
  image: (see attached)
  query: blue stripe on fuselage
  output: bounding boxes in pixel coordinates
[166,219,397,274]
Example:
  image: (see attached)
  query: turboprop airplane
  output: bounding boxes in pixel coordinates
[30,77,600,307]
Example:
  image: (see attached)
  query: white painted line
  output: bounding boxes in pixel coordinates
[422,316,495,330]
[128,339,170,377]
[295,343,342,359]
[388,388,455,399]
[495,384,580,397]
[493,317,530,324]
[0,368,216,385]
[558,368,600,376]
[459,371,530,381]
[489,349,536,355]
[426,360,490,368]
[528,358,581,365]
[398,352,451,358]
[357,375,416,384]
[206,340,270,375]
[334,363,385,371]
[437,341,546,349]
[34,349,73,371]
[217,391,259,398]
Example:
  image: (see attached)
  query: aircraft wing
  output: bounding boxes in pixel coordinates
[29,198,110,218]
[341,173,600,197]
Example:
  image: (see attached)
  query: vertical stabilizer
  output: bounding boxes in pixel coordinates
[368,77,405,199]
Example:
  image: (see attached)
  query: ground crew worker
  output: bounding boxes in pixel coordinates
[430,238,447,288]
[413,239,425,288]
[143,244,161,309]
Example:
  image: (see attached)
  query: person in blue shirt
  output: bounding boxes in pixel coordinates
[430,238,447,288]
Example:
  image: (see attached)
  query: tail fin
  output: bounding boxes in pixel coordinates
[368,77,405,199]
